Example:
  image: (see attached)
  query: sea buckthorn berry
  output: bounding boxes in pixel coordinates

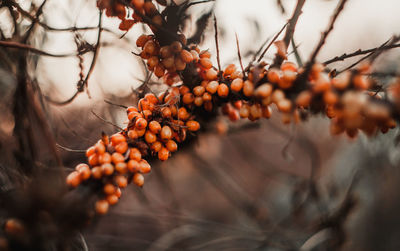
[199,50,211,58]
[132,173,144,187]
[95,142,106,154]
[143,40,157,55]
[217,83,229,98]
[182,92,195,105]
[66,171,81,188]
[186,120,200,131]
[277,99,292,113]
[161,126,172,140]
[175,56,187,71]
[231,71,243,79]
[149,121,161,134]
[171,41,183,53]
[313,73,331,93]
[136,34,150,48]
[127,106,138,113]
[154,64,165,78]
[160,46,172,58]
[206,68,218,80]
[311,63,324,79]
[147,56,159,68]
[91,166,102,179]
[161,107,172,118]
[296,90,312,107]
[204,101,213,112]
[200,58,213,69]
[166,140,178,152]
[281,61,297,72]
[239,104,250,118]
[112,152,125,164]
[151,141,162,152]
[178,107,190,120]
[4,218,24,235]
[88,154,99,166]
[128,130,138,140]
[262,106,272,118]
[115,175,128,188]
[129,148,142,161]
[161,56,174,68]
[206,81,219,94]
[271,89,285,104]
[255,83,273,98]
[202,92,212,102]
[139,160,151,173]
[76,163,91,180]
[223,64,236,76]
[135,128,146,138]
[158,147,169,161]
[194,97,204,106]
[132,0,145,9]
[179,85,190,95]
[228,109,240,121]
[145,131,157,144]
[115,188,122,198]
[190,50,200,61]
[323,91,338,105]
[267,68,280,83]
[104,183,116,195]
[243,80,254,97]
[281,70,297,82]
[193,86,205,96]
[111,133,126,145]
[106,194,119,205]
[230,78,244,92]
[152,15,163,26]
[102,163,114,176]
[135,118,148,130]
[127,160,140,172]
[180,49,194,63]
[249,104,262,121]
[353,75,370,90]
[115,141,128,154]
[128,111,140,121]
[95,200,109,215]
[115,162,128,174]
[86,146,95,157]
[170,105,178,116]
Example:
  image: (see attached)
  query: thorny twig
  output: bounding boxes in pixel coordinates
[235,33,245,77]
[213,15,222,78]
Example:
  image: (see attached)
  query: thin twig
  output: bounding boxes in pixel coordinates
[235,33,245,77]
[91,110,124,131]
[257,22,288,62]
[56,143,86,153]
[213,15,222,77]
[0,41,76,57]
[104,99,128,109]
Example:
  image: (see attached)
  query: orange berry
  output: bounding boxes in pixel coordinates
[95,142,106,155]
[296,91,312,107]
[205,68,218,80]
[129,148,142,161]
[160,126,172,140]
[281,61,297,72]
[175,56,186,71]
[135,118,148,130]
[277,99,292,113]
[127,159,140,172]
[194,97,204,106]
[4,218,24,235]
[186,120,200,131]
[152,15,163,26]
[170,41,183,53]
[91,166,102,179]
[204,101,213,112]
[115,175,128,188]
[106,194,119,205]
[180,49,194,63]
[202,92,212,102]
[249,104,262,121]
[148,121,161,134]
[135,128,146,137]
[102,163,114,176]
[199,50,211,58]
[243,80,254,97]
[231,71,243,79]
[239,104,250,118]
[132,0,144,9]
[217,83,229,98]
[139,160,151,173]
[262,106,272,118]
[223,64,236,76]
[323,90,338,105]
[267,68,280,83]
[178,107,190,120]
[206,81,219,94]
[230,78,243,92]
[151,141,162,152]
[111,133,126,146]
[182,92,195,105]
[76,163,91,181]
[193,86,205,96]
[136,34,150,48]
[132,173,144,187]
[161,107,172,118]
[86,146,95,157]
[162,56,175,68]
[88,154,99,166]
[145,131,157,144]
[115,162,128,174]
[353,75,370,90]
[115,188,122,198]
[200,58,213,69]
[144,1,157,15]
[66,171,81,188]
[104,183,116,195]
[143,40,157,55]
[255,83,273,98]
[115,141,128,154]
[111,152,125,164]
[190,50,200,62]
[95,200,109,215]
[160,46,172,58]
[158,147,169,161]
[166,139,178,152]
[271,89,285,104]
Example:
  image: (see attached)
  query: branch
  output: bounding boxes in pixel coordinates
[235,33,245,77]
[213,15,222,77]
[257,21,288,63]
[0,41,76,57]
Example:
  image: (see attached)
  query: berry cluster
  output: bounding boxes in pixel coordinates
[65,0,399,216]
